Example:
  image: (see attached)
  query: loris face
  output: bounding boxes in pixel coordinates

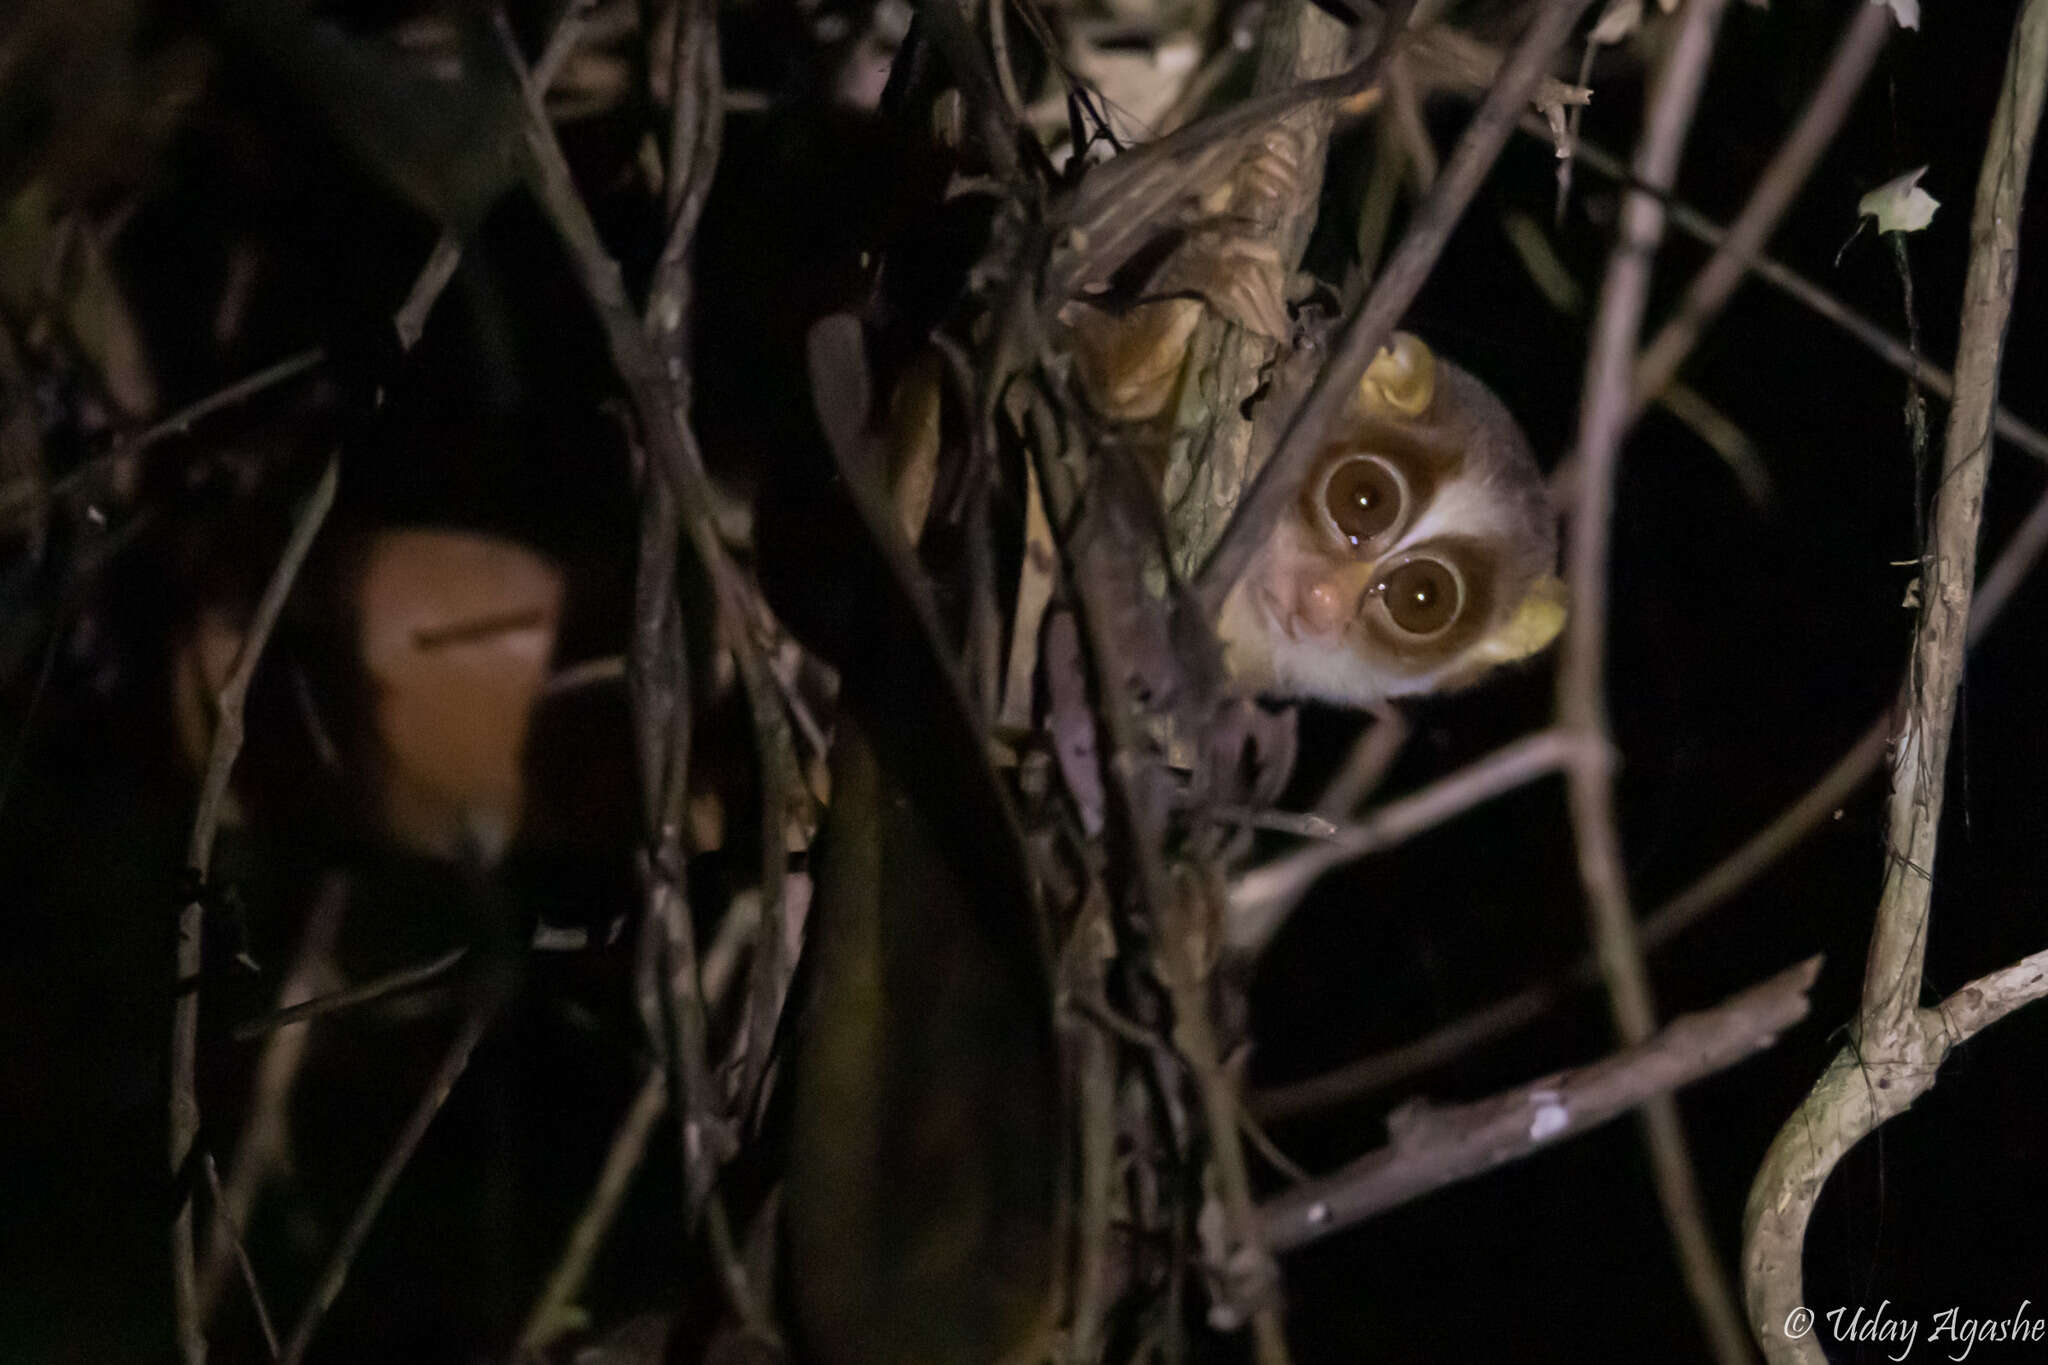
[1217,334,1564,707]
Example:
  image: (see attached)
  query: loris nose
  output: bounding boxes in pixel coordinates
[1296,573,1362,637]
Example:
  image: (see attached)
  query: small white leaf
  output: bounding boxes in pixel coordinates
[1871,0,1918,30]
[1859,166,1939,235]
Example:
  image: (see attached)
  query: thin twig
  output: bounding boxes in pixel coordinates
[1545,127,2048,467]
[989,0,1024,120]
[203,1153,281,1361]
[1631,2,1894,414]
[1557,3,1751,1361]
[1063,888,1118,1365]
[1229,728,1582,951]
[389,0,593,350]
[229,946,468,1041]
[1744,5,2048,1357]
[517,886,759,1356]
[278,999,501,1365]
[30,349,325,516]
[171,450,339,1365]
[515,1067,669,1358]
[1259,958,1820,1253]
[1312,704,1410,818]
[201,873,347,1318]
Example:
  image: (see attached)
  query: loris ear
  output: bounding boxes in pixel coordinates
[1470,573,1568,667]
[1358,332,1437,417]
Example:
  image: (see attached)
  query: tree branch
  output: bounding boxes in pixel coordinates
[1228,728,1583,952]
[1555,2,1750,1359]
[1630,1,1894,415]
[1744,4,2048,1357]
[1261,957,1820,1254]
[171,450,339,1365]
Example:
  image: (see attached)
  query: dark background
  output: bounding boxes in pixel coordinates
[3,0,2046,1361]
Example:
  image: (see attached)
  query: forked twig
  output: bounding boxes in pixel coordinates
[1744,5,2048,1358]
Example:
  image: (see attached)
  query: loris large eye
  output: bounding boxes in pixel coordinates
[1315,455,1406,550]
[1375,557,1461,636]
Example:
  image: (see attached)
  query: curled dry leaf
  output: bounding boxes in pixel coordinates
[1860,165,1940,234]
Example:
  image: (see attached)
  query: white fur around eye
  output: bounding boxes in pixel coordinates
[1387,473,1518,558]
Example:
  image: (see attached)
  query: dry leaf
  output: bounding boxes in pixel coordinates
[1859,166,1939,235]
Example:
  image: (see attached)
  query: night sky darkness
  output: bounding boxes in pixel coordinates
[4,1,2048,1361]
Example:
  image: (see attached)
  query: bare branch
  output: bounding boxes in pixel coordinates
[518,887,760,1357]
[1630,2,1895,414]
[1261,957,1820,1254]
[203,1152,281,1362]
[1548,128,2048,468]
[1311,704,1410,819]
[1745,4,2048,1356]
[200,874,347,1319]
[1556,3,1750,1359]
[515,1068,669,1359]
[229,947,469,1041]
[1229,728,1583,952]
[171,450,339,1365]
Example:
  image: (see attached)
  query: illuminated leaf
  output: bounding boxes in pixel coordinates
[1859,166,1939,235]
